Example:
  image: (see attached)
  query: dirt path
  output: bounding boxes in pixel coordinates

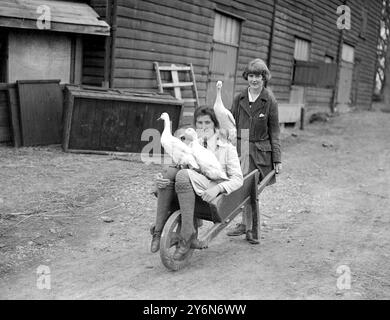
[1,107,389,300]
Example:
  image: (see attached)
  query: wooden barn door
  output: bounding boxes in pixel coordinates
[337,44,355,110]
[206,12,241,109]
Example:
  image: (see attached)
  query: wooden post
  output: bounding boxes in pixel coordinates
[109,0,118,88]
[154,62,163,93]
[189,63,200,108]
[267,0,278,69]
[300,106,305,130]
[331,0,347,114]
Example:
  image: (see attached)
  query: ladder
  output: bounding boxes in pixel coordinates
[153,62,200,118]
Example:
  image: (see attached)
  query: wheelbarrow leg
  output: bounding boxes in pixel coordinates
[251,171,260,240]
[251,170,276,240]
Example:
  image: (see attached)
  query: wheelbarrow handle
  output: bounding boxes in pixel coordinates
[258,170,276,194]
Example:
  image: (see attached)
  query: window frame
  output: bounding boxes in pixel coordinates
[212,11,242,48]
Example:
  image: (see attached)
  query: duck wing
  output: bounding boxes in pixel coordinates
[163,136,199,169]
[227,109,236,126]
[190,142,228,180]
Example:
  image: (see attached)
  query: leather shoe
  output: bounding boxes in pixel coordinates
[227,223,246,236]
[150,226,162,253]
[173,233,196,260]
[246,230,259,245]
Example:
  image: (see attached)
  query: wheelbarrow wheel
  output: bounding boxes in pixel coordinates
[160,210,197,271]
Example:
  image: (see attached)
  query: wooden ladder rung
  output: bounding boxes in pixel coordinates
[154,62,200,113]
[182,98,197,104]
[158,66,191,71]
[182,111,195,117]
[162,82,194,88]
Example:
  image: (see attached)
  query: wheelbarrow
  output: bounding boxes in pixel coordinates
[158,169,276,271]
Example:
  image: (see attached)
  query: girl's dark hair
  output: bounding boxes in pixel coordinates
[193,106,220,128]
[242,58,272,87]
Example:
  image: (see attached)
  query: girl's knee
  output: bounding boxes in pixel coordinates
[163,166,180,181]
[175,169,190,183]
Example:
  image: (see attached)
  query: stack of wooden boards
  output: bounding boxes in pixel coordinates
[2,80,63,147]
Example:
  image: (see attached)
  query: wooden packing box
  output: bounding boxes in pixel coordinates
[62,85,183,154]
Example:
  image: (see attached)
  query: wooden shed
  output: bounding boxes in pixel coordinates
[84,0,381,119]
[0,0,110,142]
[0,0,383,143]
[269,0,382,113]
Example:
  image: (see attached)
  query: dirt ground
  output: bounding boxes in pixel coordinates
[0,104,389,300]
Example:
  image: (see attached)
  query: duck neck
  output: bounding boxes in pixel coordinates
[163,118,171,136]
[216,88,222,104]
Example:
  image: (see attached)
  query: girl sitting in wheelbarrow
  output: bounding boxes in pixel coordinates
[150,106,243,261]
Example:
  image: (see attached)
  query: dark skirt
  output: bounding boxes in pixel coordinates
[237,140,276,186]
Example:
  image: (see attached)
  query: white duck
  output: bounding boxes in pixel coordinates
[158,113,199,169]
[184,128,228,180]
[213,81,237,143]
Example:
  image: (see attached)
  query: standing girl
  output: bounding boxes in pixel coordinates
[227,58,282,244]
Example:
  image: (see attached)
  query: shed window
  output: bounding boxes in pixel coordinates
[213,12,240,46]
[294,38,310,61]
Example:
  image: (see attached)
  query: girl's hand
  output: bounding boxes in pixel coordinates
[274,163,282,174]
[201,185,223,202]
[155,173,170,189]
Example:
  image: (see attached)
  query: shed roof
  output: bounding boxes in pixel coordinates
[66,85,183,105]
[0,0,110,36]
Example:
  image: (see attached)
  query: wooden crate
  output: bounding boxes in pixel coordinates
[278,103,305,130]
[63,86,183,153]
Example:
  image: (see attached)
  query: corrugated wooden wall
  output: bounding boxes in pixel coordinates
[305,0,341,109]
[87,0,381,110]
[269,0,310,102]
[343,0,382,108]
[273,0,381,108]
[112,0,274,106]
[216,0,274,97]
[82,0,108,86]
[83,35,106,86]
[113,0,214,105]
[269,0,341,104]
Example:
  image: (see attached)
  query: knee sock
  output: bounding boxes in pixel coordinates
[175,169,196,241]
[154,182,175,232]
[154,167,179,232]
